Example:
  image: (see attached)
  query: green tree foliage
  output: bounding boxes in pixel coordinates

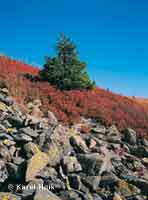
[40,33,95,90]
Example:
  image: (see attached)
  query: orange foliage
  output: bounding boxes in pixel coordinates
[0,56,148,137]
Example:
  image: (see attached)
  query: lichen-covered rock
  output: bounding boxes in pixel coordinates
[117,179,140,197]
[26,152,49,182]
[0,193,21,200]
[24,142,41,158]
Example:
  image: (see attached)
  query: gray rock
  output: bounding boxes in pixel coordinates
[92,194,103,200]
[106,135,121,144]
[62,156,82,174]
[22,179,44,198]
[108,125,120,136]
[13,133,32,142]
[124,176,148,195]
[34,189,62,200]
[36,166,58,179]
[4,96,13,106]
[7,162,25,181]
[0,133,14,141]
[0,159,8,183]
[59,191,81,200]
[82,176,101,191]
[70,135,89,153]
[8,114,24,128]
[0,146,11,161]
[20,127,38,138]
[68,175,82,190]
[45,125,72,166]
[48,111,58,125]
[100,171,118,188]
[122,128,137,145]
[13,157,25,165]
[92,125,106,134]
[131,145,148,158]
[45,176,65,191]
[77,153,106,176]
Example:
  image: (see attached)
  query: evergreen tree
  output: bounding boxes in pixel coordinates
[40,33,95,90]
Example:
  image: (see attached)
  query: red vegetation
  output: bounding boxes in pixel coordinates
[0,55,148,137]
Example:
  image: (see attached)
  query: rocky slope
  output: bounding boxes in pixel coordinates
[0,85,147,200]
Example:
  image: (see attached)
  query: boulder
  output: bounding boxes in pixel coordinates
[59,190,81,200]
[34,190,62,200]
[70,135,89,153]
[46,125,72,166]
[20,127,38,138]
[108,125,120,136]
[36,166,58,179]
[122,128,137,145]
[82,176,101,191]
[13,133,33,142]
[100,171,118,189]
[117,179,141,197]
[48,111,58,125]
[77,153,110,176]
[62,156,82,174]
[7,162,25,181]
[26,152,49,182]
[68,175,82,190]
[0,193,21,200]
[131,145,148,158]
[24,142,41,158]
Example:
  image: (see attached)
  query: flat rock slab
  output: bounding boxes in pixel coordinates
[26,152,49,182]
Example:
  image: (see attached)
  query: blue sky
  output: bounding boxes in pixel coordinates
[0,0,148,97]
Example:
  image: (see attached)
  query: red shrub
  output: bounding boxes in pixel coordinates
[0,55,148,137]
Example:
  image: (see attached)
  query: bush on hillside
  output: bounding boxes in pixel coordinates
[40,34,95,90]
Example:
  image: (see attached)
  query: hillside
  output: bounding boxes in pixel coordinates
[0,83,147,199]
[0,55,148,137]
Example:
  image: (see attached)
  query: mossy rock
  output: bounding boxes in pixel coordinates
[117,179,140,197]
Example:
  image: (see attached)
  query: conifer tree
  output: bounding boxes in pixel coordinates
[40,33,95,90]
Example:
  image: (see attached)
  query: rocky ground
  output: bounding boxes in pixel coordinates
[0,86,147,200]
